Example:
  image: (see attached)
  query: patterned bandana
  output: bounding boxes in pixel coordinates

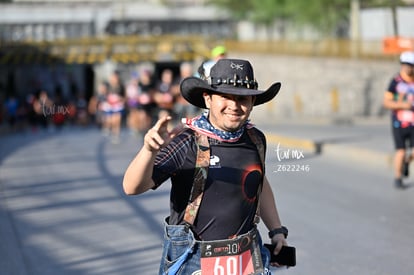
[183,112,253,143]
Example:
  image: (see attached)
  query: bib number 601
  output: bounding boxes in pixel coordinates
[213,256,242,275]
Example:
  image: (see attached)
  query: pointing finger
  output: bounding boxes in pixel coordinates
[153,116,172,131]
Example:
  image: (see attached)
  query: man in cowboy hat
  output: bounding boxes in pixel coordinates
[123,59,289,274]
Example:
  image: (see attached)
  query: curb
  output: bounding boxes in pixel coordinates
[265,133,319,153]
[323,143,393,169]
[265,132,393,169]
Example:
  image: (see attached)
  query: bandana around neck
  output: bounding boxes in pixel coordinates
[183,112,253,142]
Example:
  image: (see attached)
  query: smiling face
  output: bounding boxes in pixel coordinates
[203,92,255,132]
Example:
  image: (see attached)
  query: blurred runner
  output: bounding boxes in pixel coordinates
[89,81,109,129]
[136,68,156,134]
[106,71,126,144]
[172,62,199,122]
[153,69,175,120]
[125,72,141,136]
[197,45,227,80]
[383,51,414,188]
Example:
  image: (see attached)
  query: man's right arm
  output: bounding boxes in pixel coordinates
[123,146,158,195]
[383,91,411,110]
[122,116,182,195]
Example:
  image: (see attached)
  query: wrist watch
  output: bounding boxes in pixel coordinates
[268,226,288,239]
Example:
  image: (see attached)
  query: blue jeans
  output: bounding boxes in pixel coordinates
[158,218,272,275]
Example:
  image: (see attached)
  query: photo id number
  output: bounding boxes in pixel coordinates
[273,164,310,173]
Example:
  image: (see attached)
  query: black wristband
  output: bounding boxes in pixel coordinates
[268,226,288,239]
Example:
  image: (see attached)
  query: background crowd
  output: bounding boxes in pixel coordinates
[0,61,201,142]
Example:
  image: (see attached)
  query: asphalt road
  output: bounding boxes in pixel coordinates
[1,124,413,275]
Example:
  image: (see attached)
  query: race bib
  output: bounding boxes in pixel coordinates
[397,110,414,123]
[200,230,263,275]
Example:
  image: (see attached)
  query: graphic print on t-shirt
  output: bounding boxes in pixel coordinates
[395,81,414,127]
[194,139,263,240]
[389,74,414,128]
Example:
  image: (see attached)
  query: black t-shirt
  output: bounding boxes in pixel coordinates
[152,128,266,241]
[387,73,414,128]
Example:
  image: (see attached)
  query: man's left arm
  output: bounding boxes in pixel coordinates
[259,176,288,252]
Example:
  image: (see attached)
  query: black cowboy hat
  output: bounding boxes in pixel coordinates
[180,59,281,109]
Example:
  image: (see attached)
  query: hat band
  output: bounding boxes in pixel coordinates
[209,76,258,89]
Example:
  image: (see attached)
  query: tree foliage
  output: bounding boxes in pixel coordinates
[207,0,408,38]
[207,0,254,20]
[284,0,350,34]
[360,0,407,8]
[208,0,351,36]
[250,0,288,26]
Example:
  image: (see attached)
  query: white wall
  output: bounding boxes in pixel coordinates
[360,7,414,40]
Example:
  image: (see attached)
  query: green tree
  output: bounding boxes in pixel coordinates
[250,0,289,39]
[207,0,409,38]
[284,0,351,36]
[208,0,350,38]
[208,0,290,39]
[360,0,407,8]
[207,0,254,20]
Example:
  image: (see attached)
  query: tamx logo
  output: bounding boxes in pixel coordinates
[210,155,221,168]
